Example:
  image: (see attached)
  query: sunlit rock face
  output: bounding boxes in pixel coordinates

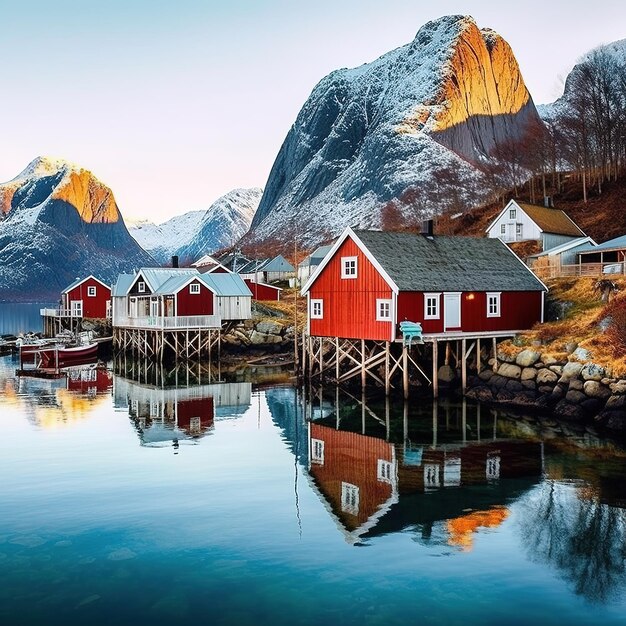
[0,157,153,300]
[247,15,540,248]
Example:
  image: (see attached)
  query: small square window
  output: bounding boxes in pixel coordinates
[509,209,517,219]
[376,299,392,321]
[311,299,323,319]
[424,293,440,319]
[189,283,200,294]
[138,281,146,293]
[377,459,394,483]
[487,292,501,318]
[87,286,96,297]
[341,256,358,279]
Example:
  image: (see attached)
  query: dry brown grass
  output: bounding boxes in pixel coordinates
[519,277,626,376]
[254,288,307,328]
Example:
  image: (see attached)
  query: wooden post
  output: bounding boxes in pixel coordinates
[361,339,366,389]
[385,342,390,396]
[432,340,439,398]
[335,336,340,382]
[462,398,467,444]
[461,338,467,393]
[302,331,307,379]
[476,338,481,373]
[402,344,409,399]
[432,401,438,448]
[492,337,498,372]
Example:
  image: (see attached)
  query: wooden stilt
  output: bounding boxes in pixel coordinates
[432,340,439,398]
[402,344,409,400]
[385,342,390,396]
[461,338,467,393]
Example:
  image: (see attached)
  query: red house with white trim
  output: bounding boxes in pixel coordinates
[243,279,282,302]
[301,228,547,342]
[62,275,112,319]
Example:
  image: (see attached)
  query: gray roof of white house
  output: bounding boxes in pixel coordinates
[152,272,252,297]
[112,274,136,297]
[353,230,546,292]
[139,268,197,292]
[263,255,294,273]
[299,245,333,268]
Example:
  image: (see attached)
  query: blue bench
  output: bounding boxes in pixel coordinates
[399,320,423,347]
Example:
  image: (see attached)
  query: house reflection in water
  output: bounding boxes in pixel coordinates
[114,377,252,447]
[307,399,543,546]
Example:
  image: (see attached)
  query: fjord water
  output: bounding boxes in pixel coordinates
[0,303,52,335]
[1,355,625,626]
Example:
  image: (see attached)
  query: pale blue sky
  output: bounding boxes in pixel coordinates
[1,0,624,222]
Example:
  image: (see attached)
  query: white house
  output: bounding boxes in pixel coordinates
[486,199,586,251]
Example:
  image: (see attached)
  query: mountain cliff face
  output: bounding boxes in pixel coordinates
[247,15,541,247]
[0,157,153,301]
[130,188,262,264]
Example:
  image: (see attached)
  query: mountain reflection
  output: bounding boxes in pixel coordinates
[0,356,112,427]
[113,359,251,448]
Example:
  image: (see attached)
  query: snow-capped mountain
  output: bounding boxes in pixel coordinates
[129,211,206,263]
[177,188,262,263]
[247,15,541,247]
[0,157,153,301]
[129,188,262,264]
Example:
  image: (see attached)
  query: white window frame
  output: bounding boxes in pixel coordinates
[341,482,359,515]
[189,283,200,294]
[424,292,441,320]
[509,209,517,219]
[87,286,96,297]
[487,292,501,318]
[376,299,392,321]
[138,281,146,293]
[377,459,394,483]
[311,438,324,464]
[341,256,358,279]
[500,223,506,235]
[516,223,523,237]
[310,299,324,319]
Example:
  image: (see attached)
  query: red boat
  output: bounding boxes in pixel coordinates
[38,343,99,368]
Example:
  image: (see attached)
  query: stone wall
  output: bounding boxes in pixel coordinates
[465,347,626,433]
[221,319,295,352]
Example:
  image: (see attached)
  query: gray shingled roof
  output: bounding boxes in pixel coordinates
[353,230,545,292]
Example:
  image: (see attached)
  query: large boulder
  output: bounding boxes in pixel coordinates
[516,349,541,367]
[536,368,558,385]
[583,381,611,400]
[498,363,522,379]
[581,363,606,381]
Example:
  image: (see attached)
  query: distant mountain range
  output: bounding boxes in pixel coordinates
[0,157,153,301]
[129,188,262,264]
[245,15,541,248]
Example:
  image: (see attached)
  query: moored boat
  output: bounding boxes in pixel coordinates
[38,343,98,368]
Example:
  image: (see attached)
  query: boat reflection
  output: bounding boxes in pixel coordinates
[306,391,542,546]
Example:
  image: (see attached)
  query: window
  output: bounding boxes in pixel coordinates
[424,293,440,319]
[486,454,501,481]
[376,299,392,321]
[189,283,200,294]
[487,292,501,318]
[516,223,523,238]
[377,459,394,483]
[189,416,201,435]
[341,256,358,279]
[138,281,146,293]
[310,299,323,319]
[311,438,324,464]
[424,464,440,489]
[87,286,96,297]
[500,224,506,235]
[509,208,517,219]
[341,482,359,515]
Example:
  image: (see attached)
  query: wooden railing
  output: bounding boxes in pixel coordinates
[40,308,75,318]
[531,261,626,280]
[114,315,222,329]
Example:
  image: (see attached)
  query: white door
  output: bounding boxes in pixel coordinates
[444,293,461,330]
[71,300,83,317]
[150,299,159,317]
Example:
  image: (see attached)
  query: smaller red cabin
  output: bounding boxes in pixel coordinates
[62,275,111,319]
[243,279,282,302]
[301,228,547,342]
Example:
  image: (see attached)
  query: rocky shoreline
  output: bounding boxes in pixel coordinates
[466,347,625,433]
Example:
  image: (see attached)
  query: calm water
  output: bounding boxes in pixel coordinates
[0,302,54,335]
[1,355,626,626]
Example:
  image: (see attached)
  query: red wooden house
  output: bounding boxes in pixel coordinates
[301,227,547,342]
[62,275,112,319]
[243,278,282,302]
